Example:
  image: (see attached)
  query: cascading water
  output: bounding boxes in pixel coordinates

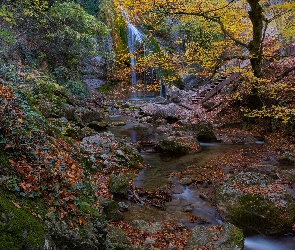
[122,8,166,99]
[126,23,146,97]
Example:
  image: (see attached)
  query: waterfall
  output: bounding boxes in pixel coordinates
[126,23,146,97]
[121,7,168,98]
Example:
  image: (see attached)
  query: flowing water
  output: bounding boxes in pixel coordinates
[107,114,295,249]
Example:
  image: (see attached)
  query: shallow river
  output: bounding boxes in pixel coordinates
[108,114,295,249]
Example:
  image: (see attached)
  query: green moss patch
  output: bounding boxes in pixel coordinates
[0,194,46,250]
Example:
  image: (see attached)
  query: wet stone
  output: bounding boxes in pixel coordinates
[183,205,194,212]
[118,202,129,212]
[179,177,193,185]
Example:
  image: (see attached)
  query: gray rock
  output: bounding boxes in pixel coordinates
[158,136,199,154]
[107,225,131,246]
[185,223,244,250]
[183,205,194,212]
[143,237,156,246]
[131,220,162,233]
[118,202,129,212]
[108,174,129,198]
[179,177,193,185]
[215,172,295,235]
[192,124,217,143]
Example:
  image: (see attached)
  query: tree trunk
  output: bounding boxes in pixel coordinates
[247,0,264,78]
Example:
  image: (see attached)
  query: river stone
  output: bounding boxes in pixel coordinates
[183,205,194,212]
[143,237,156,246]
[107,225,132,248]
[118,202,129,212]
[215,172,295,235]
[131,220,162,233]
[100,199,124,221]
[278,152,295,165]
[185,223,244,250]
[159,136,198,154]
[193,124,217,143]
[179,177,193,185]
[108,174,129,198]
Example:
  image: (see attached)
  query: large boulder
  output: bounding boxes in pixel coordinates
[108,174,129,198]
[130,220,162,233]
[81,132,143,171]
[185,223,244,250]
[192,124,217,143]
[215,172,295,235]
[158,136,200,154]
[107,226,145,250]
[142,103,192,121]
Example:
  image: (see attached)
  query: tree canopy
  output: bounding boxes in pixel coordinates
[116,0,295,77]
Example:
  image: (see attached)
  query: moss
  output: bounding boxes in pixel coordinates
[228,224,244,248]
[121,146,144,169]
[97,81,117,94]
[0,194,46,250]
[193,124,217,143]
[159,139,191,154]
[108,174,129,198]
[229,194,295,235]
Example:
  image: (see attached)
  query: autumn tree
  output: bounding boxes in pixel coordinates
[116,0,295,78]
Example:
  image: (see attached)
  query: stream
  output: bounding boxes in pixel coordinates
[106,109,295,250]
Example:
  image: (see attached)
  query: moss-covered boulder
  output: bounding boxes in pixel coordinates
[215,172,295,235]
[158,136,199,154]
[47,217,107,250]
[100,199,124,221]
[108,174,129,198]
[0,195,48,250]
[185,223,244,250]
[107,225,144,250]
[193,124,217,143]
[81,132,144,171]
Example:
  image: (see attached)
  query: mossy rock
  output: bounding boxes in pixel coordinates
[193,124,217,143]
[120,146,144,169]
[100,199,123,221]
[107,225,142,250]
[87,121,108,132]
[107,226,131,250]
[185,223,244,250]
[216,172,295,235]
[0,194,47,250]
[108,174,129,198]
[158,136,193,154]
[47,217,106,250]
